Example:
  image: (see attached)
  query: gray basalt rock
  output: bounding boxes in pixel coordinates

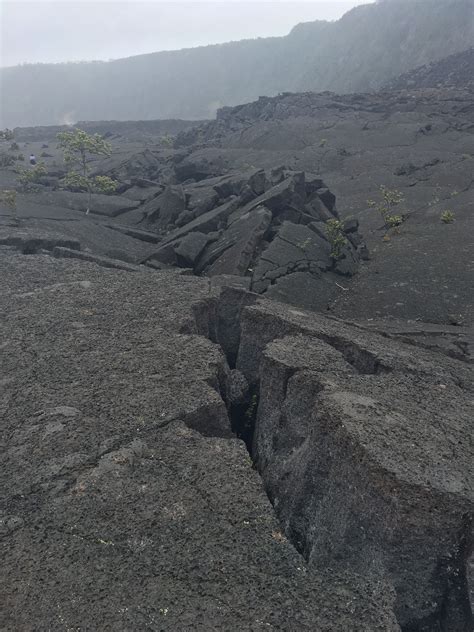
[236,300,474,631]
[174,231,213,268]
[32,190,141,218]
[226,369,250,406]
[185,184,220,217]
[251,221,333,293]
[0,253,401,631]
[198,206,272,277]
[52,246,143,271]
[143,184,186,227]
[161,197,240,244]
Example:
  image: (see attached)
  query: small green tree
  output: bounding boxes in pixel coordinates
[17,162,47,191]
[0,189,18,223]
[57,129,117,214]
[325,219,347,260]
[367,186,406,231]
[160,134,174,148]
[0,128,17,167]
[0,128,14,142]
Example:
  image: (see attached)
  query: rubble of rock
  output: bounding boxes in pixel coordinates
[139,167,367,310]
[173,86,474,325]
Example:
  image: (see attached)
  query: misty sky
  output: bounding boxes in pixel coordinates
[0,1,373,67]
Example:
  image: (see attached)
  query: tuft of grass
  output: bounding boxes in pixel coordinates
[440,210,455,224]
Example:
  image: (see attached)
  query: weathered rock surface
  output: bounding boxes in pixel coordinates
[0,252,403,631]
[235,299,474,631]
[35,189,141,218]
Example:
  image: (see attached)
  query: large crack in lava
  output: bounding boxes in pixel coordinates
[194,285,474,632]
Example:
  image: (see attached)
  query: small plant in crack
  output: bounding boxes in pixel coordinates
[367,185,407,234]
[325,219,347,260]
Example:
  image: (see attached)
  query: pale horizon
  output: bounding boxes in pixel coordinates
[0,0,374,68]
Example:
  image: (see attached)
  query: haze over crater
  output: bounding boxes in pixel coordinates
[1,0,372,67]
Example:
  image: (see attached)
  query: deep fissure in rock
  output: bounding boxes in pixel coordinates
[206,291,473,632]
[229,386,259,453]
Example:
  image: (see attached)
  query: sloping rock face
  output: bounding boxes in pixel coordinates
[1,252,403,631]
[235,299,474,631]
[385,48,474,90]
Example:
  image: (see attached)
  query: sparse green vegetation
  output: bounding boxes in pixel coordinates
[0,129,14,142]
[0,153,15,167]
[0,189,18,222]
[160,134,174,148]
[440,210,455,224]
[385,214,404,228]
[325,219,347,260]
[57,128,117,213]
[368,185,406,233]
[0,189,17,210]
[17,162,47,191]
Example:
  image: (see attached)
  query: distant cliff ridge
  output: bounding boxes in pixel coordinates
[1,0,473,127]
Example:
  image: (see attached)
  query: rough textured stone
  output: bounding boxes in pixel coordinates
[251,222,333,294]
[236,300,474,631]
[185,184,220,216]
[0,253,400,631]
[143,184,186,227]
[174,231,212,267]
[34,190,141,218]
[53,246,142,271]
[199,206,272,277]
[161,198,240,244]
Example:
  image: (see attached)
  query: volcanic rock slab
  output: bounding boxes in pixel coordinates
[0,253,401,631]
[236,299,474,631]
